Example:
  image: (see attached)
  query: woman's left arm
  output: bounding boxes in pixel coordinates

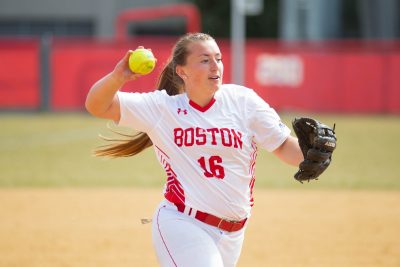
[273,136,304,166]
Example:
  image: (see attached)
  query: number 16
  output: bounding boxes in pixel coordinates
[197,155,225,179]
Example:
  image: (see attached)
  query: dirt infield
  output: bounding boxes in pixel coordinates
[0,189,399,267]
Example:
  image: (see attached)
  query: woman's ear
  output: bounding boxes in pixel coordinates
[175,65,187,80]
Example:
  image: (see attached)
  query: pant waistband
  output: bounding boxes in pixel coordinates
[174,203,247,232]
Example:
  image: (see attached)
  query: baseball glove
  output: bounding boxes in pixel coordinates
[292,117,337,183]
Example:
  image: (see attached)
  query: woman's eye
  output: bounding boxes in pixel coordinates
[201,58,222,63]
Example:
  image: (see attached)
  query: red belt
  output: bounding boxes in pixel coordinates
[174,203,247,232]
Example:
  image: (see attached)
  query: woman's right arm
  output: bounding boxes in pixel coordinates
[85,50,141,122]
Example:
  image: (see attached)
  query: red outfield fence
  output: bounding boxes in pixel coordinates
[0,39,40,109]
[1,37,400,113]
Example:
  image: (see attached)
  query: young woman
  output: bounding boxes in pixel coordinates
[85,32,303,267]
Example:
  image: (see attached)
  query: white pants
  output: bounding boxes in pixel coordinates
[152,200,247,267]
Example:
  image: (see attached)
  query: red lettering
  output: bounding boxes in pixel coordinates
[197,155,225,179]
[174,128,184,147]
[174,127,243,150]
[196,127,206,145]
[220,128,232,147]
[206,128,219,145]
[231,129,243,149]
[197,156,214,178]
[184,128,195,146]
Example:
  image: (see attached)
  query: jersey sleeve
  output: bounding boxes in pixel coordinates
[246,89,291,152]
[117,90,166,132]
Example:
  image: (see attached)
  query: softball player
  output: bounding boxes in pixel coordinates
[86,33,303,267]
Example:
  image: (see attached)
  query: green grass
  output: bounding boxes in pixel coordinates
[0,112,399,189]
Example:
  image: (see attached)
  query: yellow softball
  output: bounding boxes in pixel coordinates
[128,48,156,75]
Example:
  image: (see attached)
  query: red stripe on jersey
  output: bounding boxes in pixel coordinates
[155,145,170,159]
[156,146,185,205]
[248,140,258,207]
[189,98,216,112]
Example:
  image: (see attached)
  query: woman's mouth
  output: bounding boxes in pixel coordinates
[208,75,220,80]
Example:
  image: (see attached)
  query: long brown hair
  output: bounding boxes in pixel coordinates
[95,33,214,157]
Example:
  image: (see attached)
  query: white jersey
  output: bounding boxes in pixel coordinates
[118,84,290,221]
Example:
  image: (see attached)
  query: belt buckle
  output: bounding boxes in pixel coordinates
[217,218,224,229]
[217,218,238,231]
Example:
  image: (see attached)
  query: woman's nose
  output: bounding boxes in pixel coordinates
[210,59,218,70]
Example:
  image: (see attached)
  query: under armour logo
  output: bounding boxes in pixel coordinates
[177,108,188,115]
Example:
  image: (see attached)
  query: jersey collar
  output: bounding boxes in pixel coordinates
[189,97,216,112]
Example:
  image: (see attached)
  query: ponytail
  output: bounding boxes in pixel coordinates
[94,60,182,157]
[95,32,213,158]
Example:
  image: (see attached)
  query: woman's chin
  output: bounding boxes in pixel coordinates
[209,80,221,91]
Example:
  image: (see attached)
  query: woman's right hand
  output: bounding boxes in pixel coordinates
[111,49,143,84]
[86,47,154,121]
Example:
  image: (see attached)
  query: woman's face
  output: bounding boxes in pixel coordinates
[177,40,224,102]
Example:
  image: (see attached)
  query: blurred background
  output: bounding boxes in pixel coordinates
[1,0,399,113]
[0,0,399,189]
[1,1,400,267]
